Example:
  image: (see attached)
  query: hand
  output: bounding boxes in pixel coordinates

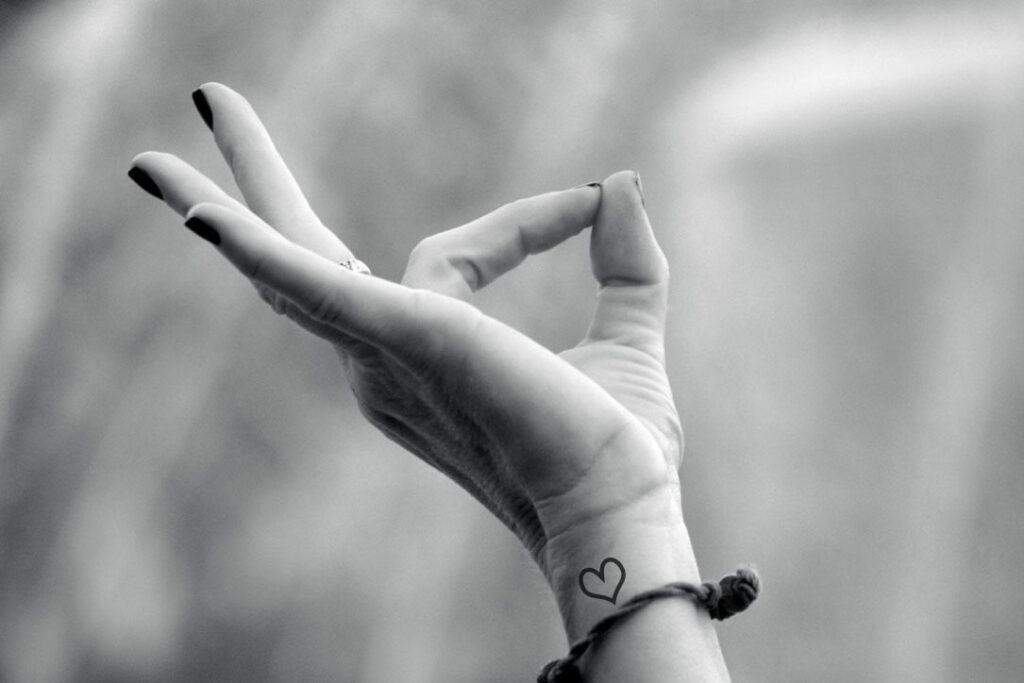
[129,82,688,628]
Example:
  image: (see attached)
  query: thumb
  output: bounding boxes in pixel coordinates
[589,170,668,286]
[583,170,669,360]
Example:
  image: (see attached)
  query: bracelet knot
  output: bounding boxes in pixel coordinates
[707,567,760,620]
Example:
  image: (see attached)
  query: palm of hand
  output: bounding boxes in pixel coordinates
[344,315,682,567]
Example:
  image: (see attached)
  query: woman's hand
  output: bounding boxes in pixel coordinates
[129,86,724,677]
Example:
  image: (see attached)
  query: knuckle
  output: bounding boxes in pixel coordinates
[406,236,474,292]
[504,197,529,214]
[243,250,267,281]
[254,284,283,314]
[307,288,338,323]
[405,289,452,357]
[408,234,447,265]
[406,287,432,321]
[504,200,536,233]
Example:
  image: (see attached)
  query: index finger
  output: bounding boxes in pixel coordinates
[401,183,601,300]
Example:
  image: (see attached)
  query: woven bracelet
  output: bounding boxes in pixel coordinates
[537,567,760,683]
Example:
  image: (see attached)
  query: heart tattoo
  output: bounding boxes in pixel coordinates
[578,557,626,604]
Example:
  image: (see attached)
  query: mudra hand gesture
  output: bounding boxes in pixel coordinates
[130,83,734,682]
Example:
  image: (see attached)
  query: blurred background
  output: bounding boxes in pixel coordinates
[1,0,1023,681]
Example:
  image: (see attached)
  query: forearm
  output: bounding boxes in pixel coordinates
[542,490,730,682]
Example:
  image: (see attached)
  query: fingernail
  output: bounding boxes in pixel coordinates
[184,216,221,245]
[574,181,601,189]
[127,166,163,200]
[633,171,646,207]
[192,88,214,131]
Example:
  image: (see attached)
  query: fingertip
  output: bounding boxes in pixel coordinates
[186,202,255,235]
[196,81,229,95]
[600,169,646,209]
[184,202,247,246]
[128,151,167,182]
[191,88,214,130]
[127,164,163,200]
[590,170,666,287]
[185,202,283,257]
[130,150,179,173]
[129,150,157,168]
[192,83,247,131]
[564,181,603,227]
[184,214,221,246]
[183,202,207,225]
[185,200,227,220]
[198,82,253,113]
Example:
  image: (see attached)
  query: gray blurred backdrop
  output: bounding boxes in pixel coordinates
[2,1,1023,681]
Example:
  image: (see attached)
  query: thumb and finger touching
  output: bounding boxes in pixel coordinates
[181,168,669,375]
[393,169,678,470]
[183,197,656,510]
[400,170,669,362]
[573,172,682,467]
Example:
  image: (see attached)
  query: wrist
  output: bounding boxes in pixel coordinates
[542,486,698,640]
[540,487,730,682]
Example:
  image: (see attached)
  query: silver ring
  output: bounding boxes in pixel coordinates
[338,258,371,276]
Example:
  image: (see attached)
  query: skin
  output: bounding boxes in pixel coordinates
[129,82,730,682]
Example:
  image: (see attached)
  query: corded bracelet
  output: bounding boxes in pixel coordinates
[537,567,760,683]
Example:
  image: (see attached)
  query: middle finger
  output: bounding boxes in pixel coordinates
[195,82,352,262]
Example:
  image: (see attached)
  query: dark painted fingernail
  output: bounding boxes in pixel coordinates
[192,88,214,131]
[634,171,646,207]
[184,216,221,245]
[128,166,163,200]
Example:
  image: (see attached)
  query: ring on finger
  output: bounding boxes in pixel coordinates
[338,258,372,276]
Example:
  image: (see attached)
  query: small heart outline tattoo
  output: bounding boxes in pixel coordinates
[578,557,626,604]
